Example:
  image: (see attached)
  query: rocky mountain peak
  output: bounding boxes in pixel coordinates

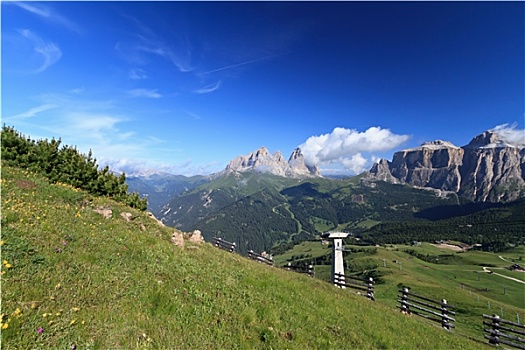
[367,129,525,202]
[224,147,321,178]
[464,131,520,149]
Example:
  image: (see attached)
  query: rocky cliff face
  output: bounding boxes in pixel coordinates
[224,147,321,178]
[368,131,525,202]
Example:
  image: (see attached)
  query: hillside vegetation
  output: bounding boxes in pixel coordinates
[1,165,485,349]
[274,240,525,340]
[160,169,524,255]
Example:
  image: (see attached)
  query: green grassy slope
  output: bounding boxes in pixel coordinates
[1,165,486,349]
[274,241,525,340]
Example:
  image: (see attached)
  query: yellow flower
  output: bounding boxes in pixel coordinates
[69,319,76,325]
[12,308,22,317]
[71,307,80,312]
[81,320,85,325]
[1,323,8,329]
[0,240,4,246]
[5,263,12,269]
[31,303,36,309]
[48,320,54,325]
[2,260,7,265]
[55,312,61,316]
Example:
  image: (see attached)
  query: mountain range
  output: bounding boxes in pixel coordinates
[126,129,524,254]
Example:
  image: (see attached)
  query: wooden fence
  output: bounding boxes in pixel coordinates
[212,237,236,253]
[333,272,375,301]
[483,314,525,349]
[397,287,455,330]
[284,262,314,277]
[247,250,274,266]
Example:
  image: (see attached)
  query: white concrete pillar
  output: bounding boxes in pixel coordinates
[332,238,345,288]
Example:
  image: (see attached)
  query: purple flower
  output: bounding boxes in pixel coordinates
[62,240,67,246]
[37,327,44,334]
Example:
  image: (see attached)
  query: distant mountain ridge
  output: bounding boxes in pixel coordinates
[222,146,321,178]
[368,130,525,202]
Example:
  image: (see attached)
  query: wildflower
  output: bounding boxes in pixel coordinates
[12,308,22,317]
[31,303,37,309]
[81,320,85,325]
[0,240,4,246]
[69,319,76,326]
[1,323,8,329]
[62,240,67,246]
[37,327,44,334]
[49,296,55,301]
[42,313,48,318]
[4,263,12,269]
[71,307,80,312]
[55,312,61,316]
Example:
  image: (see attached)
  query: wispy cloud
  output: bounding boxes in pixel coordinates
[300,126,411,175]
[490,123,525,147]
[6,104,57,120]
[11,2,81,34]
[127,89,162,99]
[197,53,282,76]
[194,81,221,94]
[128,68,148,80]
[18,29,62,73]
[118,14,193,73]
[184,110,202,120]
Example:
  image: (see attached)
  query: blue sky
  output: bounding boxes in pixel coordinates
[2,1,524,176]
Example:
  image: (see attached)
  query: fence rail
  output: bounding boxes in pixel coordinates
[333,272,375,301]
[212,237,236,253]
[247,250,274,266]
[284,262,314,277]
[397,287,455,330]
[483,314,525,349]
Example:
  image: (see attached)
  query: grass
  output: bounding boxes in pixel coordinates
[273,240,525,342]
[1,165,490,349]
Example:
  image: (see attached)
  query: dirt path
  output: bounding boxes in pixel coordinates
[482,267,525,285]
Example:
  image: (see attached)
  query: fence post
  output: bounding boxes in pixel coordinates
[231,242,236,253]
[400,287,410,314]
[489,314,500,346]
[367,277,375,301]
[334,272,339,287]
[308,263,314,277]
[441,299,450,330]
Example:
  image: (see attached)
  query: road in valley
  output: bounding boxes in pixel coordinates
[482,267,525,285]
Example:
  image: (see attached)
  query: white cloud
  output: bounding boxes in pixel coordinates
[18,29,62,73]
[11,2,81,33]
[127,89,162,99]
[118,15,193,73]
[128,68,148,80]
[341,153,368,174]
[6,104,57,120]
[194,81,221,94]
[299,126,410,174]
[490,123,525,147]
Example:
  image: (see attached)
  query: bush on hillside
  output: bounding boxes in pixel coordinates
[1,125,147,210]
